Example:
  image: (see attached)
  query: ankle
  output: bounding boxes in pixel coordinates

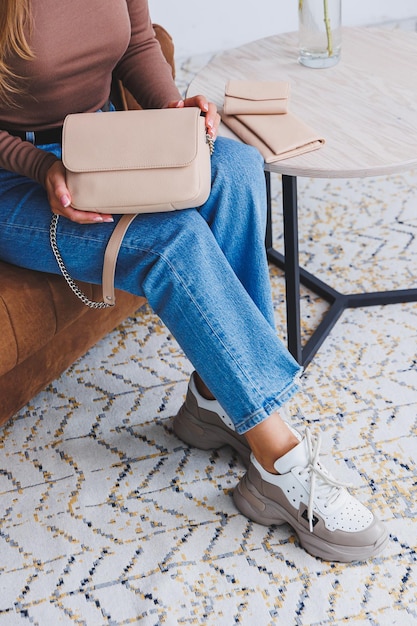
[244,412,299,474]
[194,372,215,400]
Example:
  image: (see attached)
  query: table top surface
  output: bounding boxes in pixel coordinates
[187,28,417,178]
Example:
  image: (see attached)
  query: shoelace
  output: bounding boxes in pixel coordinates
[302,429,351,532]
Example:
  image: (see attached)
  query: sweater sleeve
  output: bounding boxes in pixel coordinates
[0,131,59,187]
[0,0,181,186]
[113,0,182,109]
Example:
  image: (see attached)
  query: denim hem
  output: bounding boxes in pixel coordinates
[234,371,302,435]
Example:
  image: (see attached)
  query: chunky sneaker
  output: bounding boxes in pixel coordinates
[233,428,388,562]
[173,373,251,467]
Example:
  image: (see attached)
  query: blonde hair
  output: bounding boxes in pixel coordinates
[0,0,33,106]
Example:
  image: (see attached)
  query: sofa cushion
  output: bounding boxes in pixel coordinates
[0,261,109,376]
[0,296,17,375]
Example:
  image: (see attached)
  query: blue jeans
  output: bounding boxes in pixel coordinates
[0,136,302,434]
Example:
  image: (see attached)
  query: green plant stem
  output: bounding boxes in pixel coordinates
[298,0,334,57]
[323,0,333,56]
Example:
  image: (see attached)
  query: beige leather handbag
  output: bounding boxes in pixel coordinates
[50,107,214,308]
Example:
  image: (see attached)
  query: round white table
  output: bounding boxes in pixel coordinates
[187,28,417,365]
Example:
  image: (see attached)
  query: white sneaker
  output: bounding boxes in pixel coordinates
[233,428,389,562]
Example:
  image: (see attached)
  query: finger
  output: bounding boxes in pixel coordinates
[60,193,71,208]
[55,205,114,224]
[192,95,209,112]
[182,95,208,112]
[46,163,72,209]
[167,99,184,109]
[203,103,219,138]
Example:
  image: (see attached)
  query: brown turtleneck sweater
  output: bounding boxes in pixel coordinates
[0,0,181,186]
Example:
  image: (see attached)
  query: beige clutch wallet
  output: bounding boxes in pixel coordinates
[221,80,325,163]
[223,79,290,115]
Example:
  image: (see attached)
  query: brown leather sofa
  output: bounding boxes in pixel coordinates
[0,25,175,427]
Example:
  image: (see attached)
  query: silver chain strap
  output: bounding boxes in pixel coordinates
[49,214,111,308]
[206,132,215,156]
[50,133,215,309]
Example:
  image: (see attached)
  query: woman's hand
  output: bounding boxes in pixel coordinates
[167,95,220,139]
[44,160,114,224]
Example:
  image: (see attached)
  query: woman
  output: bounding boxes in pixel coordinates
[0,0,388,562]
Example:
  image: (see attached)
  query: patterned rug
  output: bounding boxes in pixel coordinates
[1,60,417,626]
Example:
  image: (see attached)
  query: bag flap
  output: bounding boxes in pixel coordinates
[63,107,204,173]
[225,80,290,102]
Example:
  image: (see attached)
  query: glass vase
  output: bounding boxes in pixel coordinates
[298,0,342,68]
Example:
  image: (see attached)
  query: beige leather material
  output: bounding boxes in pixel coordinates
[221,110,325,163]
[102,214,139,306]
[223,80,290,115]
[59,107,212,306]
[62,107,211,213]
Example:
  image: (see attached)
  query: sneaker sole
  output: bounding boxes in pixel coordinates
[173,403,251,468]
[233,473,389,563]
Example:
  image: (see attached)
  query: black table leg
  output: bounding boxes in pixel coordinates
[265,172,417,367]
[266,172,353,365]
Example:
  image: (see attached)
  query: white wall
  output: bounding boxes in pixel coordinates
[148,0,417,58]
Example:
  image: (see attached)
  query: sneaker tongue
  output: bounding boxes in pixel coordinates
[273,437,308,474]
